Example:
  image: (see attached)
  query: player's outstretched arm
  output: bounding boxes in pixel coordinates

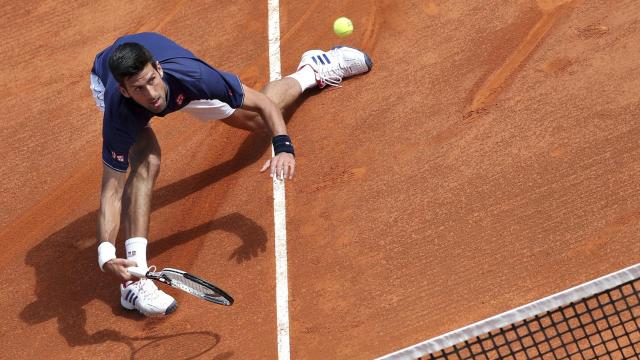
[240,84,296,180]
[97,164,137,281]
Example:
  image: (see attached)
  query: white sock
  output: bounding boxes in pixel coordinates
[286,65,318,92]
[125,237,148,270]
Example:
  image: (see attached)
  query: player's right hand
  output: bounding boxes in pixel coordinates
[260,152,296,180]
[103,258,138,281]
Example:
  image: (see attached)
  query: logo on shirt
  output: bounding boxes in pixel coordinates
[176,94,185,106]
[111,151,125,163]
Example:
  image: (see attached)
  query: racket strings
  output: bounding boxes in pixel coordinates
[165,273,210,296]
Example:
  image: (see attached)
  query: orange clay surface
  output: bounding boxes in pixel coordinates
[1,1,639,359]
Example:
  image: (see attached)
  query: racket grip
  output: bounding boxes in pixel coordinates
[127,267,148,278]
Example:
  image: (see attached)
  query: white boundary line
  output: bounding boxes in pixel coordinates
[267,1,290,360]
[376,263,640,359]
[268,0,282,81]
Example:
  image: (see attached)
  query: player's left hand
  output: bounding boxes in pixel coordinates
[261,152,295,180]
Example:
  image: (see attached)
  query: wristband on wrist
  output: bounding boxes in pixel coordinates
[272,135,295,156]
[98,242,116,272]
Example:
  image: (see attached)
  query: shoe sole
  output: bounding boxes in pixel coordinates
[332,45,373,72]
[165,300,178,315]
[120,298,178,316]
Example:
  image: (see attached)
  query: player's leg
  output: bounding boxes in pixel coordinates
[220,46,373,135]
[120,126,177,316]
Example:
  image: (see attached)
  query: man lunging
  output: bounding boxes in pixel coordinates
[91,32,372,316]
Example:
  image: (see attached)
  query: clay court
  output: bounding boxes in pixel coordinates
[0,0,639,359]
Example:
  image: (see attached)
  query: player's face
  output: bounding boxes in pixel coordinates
[120,62,167,113]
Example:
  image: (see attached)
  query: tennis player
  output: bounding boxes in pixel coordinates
[91,32,372,316]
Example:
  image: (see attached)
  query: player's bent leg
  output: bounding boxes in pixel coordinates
[227,47,373,133]
[261,77,304,110]
[186,47,372,136]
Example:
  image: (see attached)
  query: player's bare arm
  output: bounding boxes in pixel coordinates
[240,84,296,180]
[97,164,136,281]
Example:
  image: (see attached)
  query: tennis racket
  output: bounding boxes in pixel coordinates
[128,266,234,306]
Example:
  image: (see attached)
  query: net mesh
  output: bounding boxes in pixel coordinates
[418,278,640,360]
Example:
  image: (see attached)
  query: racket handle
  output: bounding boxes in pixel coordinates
[127,267,148,278]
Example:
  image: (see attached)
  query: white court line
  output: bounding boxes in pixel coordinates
[267,1,290,360]
[268,0,282,81]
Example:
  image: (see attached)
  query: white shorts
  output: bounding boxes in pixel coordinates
[90,73,236,120]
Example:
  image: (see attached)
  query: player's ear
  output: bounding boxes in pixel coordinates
[118,84,131,98]
[155,61,163,78]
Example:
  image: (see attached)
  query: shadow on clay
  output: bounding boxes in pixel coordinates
[19,134,273,347]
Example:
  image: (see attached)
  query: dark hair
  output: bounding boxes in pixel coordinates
[107,42,156,84]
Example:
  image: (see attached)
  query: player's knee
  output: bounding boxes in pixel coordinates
[260,81,285,109]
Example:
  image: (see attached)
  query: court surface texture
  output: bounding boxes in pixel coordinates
[0,1,638,359]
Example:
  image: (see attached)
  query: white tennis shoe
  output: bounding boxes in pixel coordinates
[297,46,373,88]
[120,278,177,316]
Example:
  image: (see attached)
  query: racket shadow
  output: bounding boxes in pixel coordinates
[91,329,224,360]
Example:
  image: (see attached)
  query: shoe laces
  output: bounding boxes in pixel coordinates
[313,50,346,88]
[316,63,345,87]
[131,265,160,300]
[133,275,161,301]
[317,68,344,87]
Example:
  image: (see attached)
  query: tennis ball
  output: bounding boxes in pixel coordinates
[333,17,354,37]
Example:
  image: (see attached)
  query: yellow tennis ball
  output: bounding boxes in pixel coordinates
[333,17,354,37]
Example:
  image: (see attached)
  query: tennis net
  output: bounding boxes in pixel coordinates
[377,264,640,360]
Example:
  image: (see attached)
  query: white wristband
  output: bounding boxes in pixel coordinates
[98,242,117,272]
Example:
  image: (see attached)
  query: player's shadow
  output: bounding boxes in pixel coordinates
[20,209,265,347]
[20,132,273,347]
[151,212,267,264]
